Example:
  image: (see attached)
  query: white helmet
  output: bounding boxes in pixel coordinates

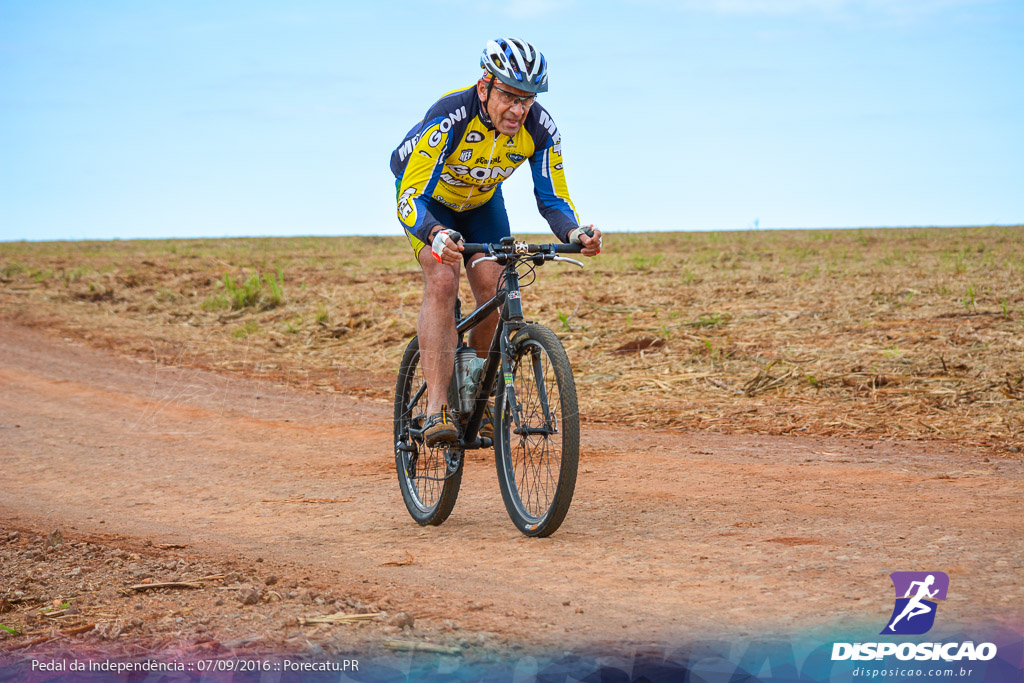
[480,38,548,94]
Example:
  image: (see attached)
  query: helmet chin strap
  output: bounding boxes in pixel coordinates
[479,75,496,130]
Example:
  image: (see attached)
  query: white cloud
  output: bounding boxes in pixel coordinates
[635,0,996,19]
[421,0,577,19]
[498,0,578,18]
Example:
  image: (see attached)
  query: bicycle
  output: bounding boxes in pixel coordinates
[393,232,590,537]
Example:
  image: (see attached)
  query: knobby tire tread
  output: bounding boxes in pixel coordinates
[394,338,463,526]
[494,324,580,537]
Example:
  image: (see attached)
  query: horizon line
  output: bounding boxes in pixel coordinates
[3,223,1021,244]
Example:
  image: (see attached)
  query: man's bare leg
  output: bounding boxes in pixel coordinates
[417,248,461,415]
[464,256,503,438]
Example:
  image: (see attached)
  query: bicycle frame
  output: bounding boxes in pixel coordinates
[454,261,527,449]
[395,233,588,535]
[402,235,585,453]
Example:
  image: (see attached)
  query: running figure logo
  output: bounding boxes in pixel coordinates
[881,571,949,635]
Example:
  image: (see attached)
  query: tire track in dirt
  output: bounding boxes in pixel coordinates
[1,321,1021,649]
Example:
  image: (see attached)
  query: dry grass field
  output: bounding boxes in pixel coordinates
[2,226,1024,660]
[2,225,1022,453]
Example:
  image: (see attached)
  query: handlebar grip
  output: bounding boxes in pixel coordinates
[447,230,463,244]
[581,226,594,238]
[462,243,487,255]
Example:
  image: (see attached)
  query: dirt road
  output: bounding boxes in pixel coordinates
[1,321,1021,653]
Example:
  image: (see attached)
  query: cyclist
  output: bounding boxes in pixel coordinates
[390,37,602,447]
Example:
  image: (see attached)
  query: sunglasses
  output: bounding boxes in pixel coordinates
[491,82,537,108]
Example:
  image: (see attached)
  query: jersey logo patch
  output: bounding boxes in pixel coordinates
[507,152,525,163]
[397,187,417,222]
[465,131,484,143]
[459,149,472,162]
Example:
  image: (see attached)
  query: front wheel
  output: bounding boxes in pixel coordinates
[494,324,580,537]
[394,338,463,526]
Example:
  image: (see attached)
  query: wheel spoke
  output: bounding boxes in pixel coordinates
[395,344,463,525]
[505,339,563,521]
[530,349,554,428]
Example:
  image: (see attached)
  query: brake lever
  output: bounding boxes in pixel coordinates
[471,255,499,268]
[552,256,584,268]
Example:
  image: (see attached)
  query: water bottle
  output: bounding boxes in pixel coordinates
[454,345,476,414]
[464,356,485,411]
[454,344,485,414]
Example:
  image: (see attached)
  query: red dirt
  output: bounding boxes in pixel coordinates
[1,321,1022,656]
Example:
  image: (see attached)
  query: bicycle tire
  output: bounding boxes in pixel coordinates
[394,337,463,526]
[494,324,579,537]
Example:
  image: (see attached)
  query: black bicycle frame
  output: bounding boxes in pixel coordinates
[455,264,527,448]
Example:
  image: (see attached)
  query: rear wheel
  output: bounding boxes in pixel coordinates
[494,324,579,537]
[394,338,463,525]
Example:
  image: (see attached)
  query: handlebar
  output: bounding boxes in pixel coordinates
[462,241,584,256]
[448,228,593,257]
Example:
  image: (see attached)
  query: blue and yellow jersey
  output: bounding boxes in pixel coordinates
[390,85,579,247]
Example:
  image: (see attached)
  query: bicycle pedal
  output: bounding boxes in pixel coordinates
[444,449,463,474]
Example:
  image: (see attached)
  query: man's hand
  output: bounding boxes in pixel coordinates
[431,228,464,265]
[569,225,603,257]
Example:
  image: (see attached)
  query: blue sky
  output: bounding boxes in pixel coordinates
[1,0,1021,241]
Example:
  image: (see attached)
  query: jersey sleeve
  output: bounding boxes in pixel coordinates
[395,119,454,244]
[528,109,579,243]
